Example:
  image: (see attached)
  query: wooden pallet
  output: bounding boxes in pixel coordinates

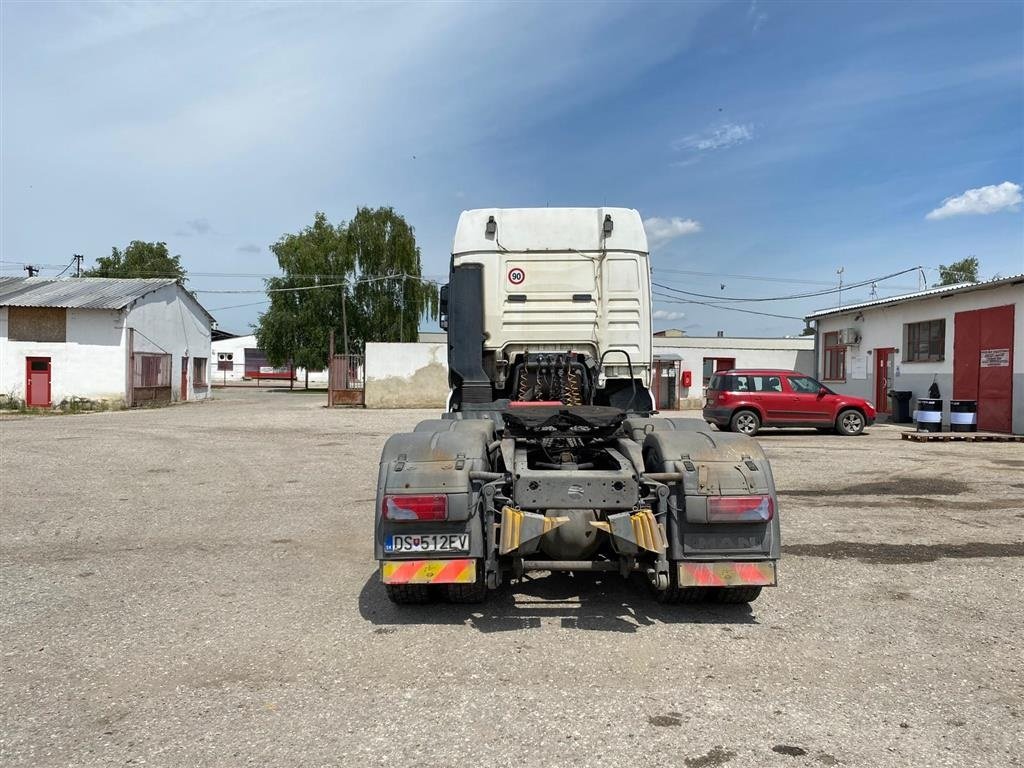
[901,431,1024,443]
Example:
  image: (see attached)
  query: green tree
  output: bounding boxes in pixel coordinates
[256,212,350,371]
[937,256,979,286]
[255,208,437,370]
[85,241,185,279]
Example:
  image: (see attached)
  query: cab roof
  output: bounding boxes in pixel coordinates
[452,207,648,255]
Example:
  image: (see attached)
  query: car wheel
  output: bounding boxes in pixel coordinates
[730,409,761,436]
[836,408,865,436]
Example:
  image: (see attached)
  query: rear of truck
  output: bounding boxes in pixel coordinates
[374,208,780,604]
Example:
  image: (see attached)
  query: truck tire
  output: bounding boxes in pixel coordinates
[714,586,762,604]
[444,566,488,603]
[835,408,865,436]
[654,584,709,604]
[385,584,432,604]
[730,409,761,436]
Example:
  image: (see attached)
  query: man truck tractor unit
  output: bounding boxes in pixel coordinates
[374,208,780,604]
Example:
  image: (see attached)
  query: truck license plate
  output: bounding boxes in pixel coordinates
[385,534,469,553]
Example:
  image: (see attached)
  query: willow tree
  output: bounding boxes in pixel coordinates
[346,206,438,349]
[255,207,437,369]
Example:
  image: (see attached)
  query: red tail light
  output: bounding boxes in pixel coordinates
[707,495,774,523]
[382,494,448,522]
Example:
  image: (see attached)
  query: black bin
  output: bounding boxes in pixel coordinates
[888,390,913,424]
[950,400,978,433]
[915,398,943,432]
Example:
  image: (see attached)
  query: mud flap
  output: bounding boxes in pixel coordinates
[381,559,477,584]
[678,561,776,587]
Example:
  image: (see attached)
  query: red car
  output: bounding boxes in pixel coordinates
[703,369,877,436]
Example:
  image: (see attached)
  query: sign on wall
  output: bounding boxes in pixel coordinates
[980,348,1010,368]
[850,355,867,380]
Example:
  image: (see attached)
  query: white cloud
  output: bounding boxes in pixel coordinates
[653,309,686,321]
[672,123,754,153]
[643,217,702,248]
[925,181,1022,220]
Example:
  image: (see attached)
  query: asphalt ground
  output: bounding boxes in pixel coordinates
[1,388,1022,768]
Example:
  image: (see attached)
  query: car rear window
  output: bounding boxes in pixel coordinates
[708,374,784,392]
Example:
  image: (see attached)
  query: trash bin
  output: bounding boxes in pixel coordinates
[888,390,913,424]
[950,400,978,433]
[915,398,943,432]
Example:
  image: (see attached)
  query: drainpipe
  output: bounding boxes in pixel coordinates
[811,320,820,379]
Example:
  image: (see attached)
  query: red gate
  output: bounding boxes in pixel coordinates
[954,304,1014,433]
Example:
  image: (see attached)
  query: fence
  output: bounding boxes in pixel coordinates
[328,354,364,406]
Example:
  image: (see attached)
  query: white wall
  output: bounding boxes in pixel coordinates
[0,306,126,405]
[364,342,448,408]
[653,336,815,405]
[814,282,1022,431]
[126,284,213,402]
[209,333,328,385]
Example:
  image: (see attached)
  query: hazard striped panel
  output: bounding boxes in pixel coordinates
[678,561,776,587]
[381,559,476,585]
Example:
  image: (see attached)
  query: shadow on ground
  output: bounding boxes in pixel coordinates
[357,570,757,633]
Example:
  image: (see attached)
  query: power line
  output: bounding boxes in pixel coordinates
[208,300,272,311]
[652,266,922,303]
[653,292,804,320]
[192,273,439,294]
[654,267,836,286]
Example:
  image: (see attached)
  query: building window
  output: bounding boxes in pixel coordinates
[903,319,945,362]
[823,331,846,381]
[193,357,208,386]
[8,307,66,342]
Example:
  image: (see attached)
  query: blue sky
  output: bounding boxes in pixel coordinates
[2,1,1022,336]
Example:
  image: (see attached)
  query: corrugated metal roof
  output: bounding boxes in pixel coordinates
[0,277,180,310]
[806,273,1024,319]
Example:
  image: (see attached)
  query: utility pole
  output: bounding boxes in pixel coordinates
[341,288,349,356]
[24,265,39,277]
[73,254,84,277]
[836,267,844,307]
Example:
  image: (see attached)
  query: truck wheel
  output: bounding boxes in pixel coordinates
[730,409,761,436]
[385,584,432,604]
[714,586,762,604]
[836,409,865,436]
[444,566,488,604]
[655,585,709,604]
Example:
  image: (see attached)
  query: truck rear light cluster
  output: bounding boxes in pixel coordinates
[707,495,774,523]
[382,494,448,522]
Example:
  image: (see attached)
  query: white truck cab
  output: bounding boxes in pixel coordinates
[442,208,654,412]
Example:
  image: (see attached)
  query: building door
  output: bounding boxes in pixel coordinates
[652,359,679,410]
[954,305,1014,433]
[26,357,51,407]
[875,348,895,414]
[180,356,189,402]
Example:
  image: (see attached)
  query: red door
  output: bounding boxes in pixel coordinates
[26,357,52,407]
[875,348,895,414]
[954,305,1014,433]
[181,357,189,402]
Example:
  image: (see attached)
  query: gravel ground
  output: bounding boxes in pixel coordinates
[1,388,1022,768]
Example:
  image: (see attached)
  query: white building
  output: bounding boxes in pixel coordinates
[210,333,328,386]
[806,274,1023,433]
[0,277,214,409]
